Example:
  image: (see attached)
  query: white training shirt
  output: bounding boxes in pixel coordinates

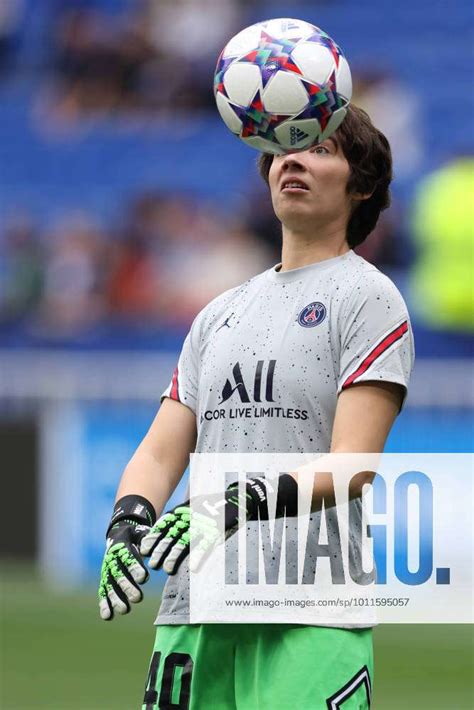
[157,250,414,626]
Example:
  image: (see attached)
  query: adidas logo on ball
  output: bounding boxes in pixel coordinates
[290,126,309,145]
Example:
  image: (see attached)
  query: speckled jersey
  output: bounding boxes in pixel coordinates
[157,250,414,626]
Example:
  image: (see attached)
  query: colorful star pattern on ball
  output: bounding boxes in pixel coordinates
[231,91,282,142]
[213,53,234,96]
[298,74,342,131]
[238,30,302,88]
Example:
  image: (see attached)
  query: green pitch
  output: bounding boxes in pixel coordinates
[1,565,472,709]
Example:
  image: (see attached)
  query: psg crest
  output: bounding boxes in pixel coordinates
[297,301,326,328]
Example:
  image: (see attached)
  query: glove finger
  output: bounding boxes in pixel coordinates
[114,542,149,584]
[188,519,223,572]
[108,574,131,616]
[112,552,147,603]
[128,559,148,586]
[148,535,176,570]
[99,592,113,620]
[140,508,190,556]
[163,541,189,575]
[140,524,172,556]
[188,529,221,573]
[98,561,114,620]
[115,570,143,604]
[124,543,149,584]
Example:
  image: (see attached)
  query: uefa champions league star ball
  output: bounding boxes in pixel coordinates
[214,18,352,155]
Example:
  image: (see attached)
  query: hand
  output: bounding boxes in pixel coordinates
[98,495,156,621]
[140,475,298,575]
[98,520,151,620]
[98,519,151,620]
[139,498,229,575]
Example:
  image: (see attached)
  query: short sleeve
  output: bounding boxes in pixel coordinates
[161,319,201,414]
[337,271,415,408]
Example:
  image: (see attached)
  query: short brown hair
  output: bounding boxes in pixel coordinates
[257,104,393,248]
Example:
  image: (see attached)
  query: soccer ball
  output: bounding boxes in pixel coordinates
[213,18,352,154]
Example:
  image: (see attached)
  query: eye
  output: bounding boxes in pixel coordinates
[311,144,330,155]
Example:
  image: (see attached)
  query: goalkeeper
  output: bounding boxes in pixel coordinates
[98,104,413,709]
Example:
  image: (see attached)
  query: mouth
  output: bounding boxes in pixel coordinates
[281,179,309,193]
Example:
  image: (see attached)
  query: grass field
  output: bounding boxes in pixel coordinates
[1,565,472,709]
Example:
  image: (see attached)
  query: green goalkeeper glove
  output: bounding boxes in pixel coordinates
[98,495,156,621]
[140,474,298,575]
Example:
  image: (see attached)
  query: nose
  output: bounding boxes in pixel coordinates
[281,152,306,171]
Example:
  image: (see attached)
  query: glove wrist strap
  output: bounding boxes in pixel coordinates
[107,494,156,536]
[245,474,298,520]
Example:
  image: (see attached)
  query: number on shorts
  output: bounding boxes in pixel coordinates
[144,651,161,709]
[143,651,193,710]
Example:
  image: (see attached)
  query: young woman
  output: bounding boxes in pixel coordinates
[99,105,414,709]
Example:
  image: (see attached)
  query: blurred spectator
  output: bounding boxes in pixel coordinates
[0,191,274,340]
[108,192,272,327]
[155,200,272,325]
[47,6,156,121]
[40,0,240,122]
[107,235,160,319]
[146,0,238,60]
[0,212,43,322]
[36,213,107,335]
[140,0,241,111]
[107,192,165,319]
[410,156,474,332]
[352,69,424,179]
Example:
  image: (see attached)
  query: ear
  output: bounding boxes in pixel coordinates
[351,189,374,202]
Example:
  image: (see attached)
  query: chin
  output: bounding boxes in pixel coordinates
[277,205,315,226]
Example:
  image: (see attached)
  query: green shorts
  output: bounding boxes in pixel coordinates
[142,624,373,709]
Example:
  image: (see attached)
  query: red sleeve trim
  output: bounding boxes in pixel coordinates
[342,320,409,390]
[170,366,180,401]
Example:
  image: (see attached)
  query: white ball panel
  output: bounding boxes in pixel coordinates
[242,136,285,155]
[274,118,322,151]
[223,63,262,107]
[262,18,316,41]
[215,91,243,135]
[263,72,308,115]
[335,56,352,102]
[318,107,347,142]
[291,42,335,86]
[222,25,261,58]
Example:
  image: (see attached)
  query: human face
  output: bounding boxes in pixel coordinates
[268,138,353,233]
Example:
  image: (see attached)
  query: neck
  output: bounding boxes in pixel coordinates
[280,224,350,271]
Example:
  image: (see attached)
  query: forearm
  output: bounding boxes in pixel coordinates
[116,446,187,520]
[286,458,375,514]
[300,381,401,510]
[113,398,196,519]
